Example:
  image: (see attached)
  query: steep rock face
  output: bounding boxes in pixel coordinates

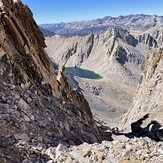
[151,28,163,47]
[0,0,60,97]
[0,1,102,161]
[122,48,163,131]
[136,27,163,49]
[57,65,93,119]
[138,33,157,48]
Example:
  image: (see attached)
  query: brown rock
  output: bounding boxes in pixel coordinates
[66,157,72,163]
[97,153,104,162]
[82,151,92,157]
[0,0,61,97]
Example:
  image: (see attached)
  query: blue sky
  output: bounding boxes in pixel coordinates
[21,0,163,24]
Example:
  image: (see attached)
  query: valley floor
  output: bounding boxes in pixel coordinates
[67,71,136,126]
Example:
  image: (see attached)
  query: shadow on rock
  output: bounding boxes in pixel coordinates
[112,114,163,141]
[95,120,114,142]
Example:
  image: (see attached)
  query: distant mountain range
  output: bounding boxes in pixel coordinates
[39,27,55,37]
[39,14,163,37]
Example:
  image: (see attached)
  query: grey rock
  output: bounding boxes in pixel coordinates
[0,104,9,110]
[45,147,56,160]
[22,159,32,163]
[41,153,50,159]
[39,119,49,127]
[17,98,30,110]
[70,150,82,159]
[14,133,30,143]
[11,105,18,109]
[37,135,43,142]
[26,97,32,104]
[56,143,67,152]
[122,49,163,132]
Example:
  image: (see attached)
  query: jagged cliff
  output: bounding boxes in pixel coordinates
[0,0,60,97]
[122,48,163,132]
[136,27,163,49]
[0,0,101,162]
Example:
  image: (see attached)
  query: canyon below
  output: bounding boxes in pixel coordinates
[45,25,163,125]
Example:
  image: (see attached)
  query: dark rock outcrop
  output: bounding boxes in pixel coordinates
[138,33,157,48]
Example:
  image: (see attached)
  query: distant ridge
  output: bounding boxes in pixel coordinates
[39,27,55,37]
[39,14,163,37]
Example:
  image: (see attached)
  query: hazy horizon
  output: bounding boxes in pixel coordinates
[21,0,163,24]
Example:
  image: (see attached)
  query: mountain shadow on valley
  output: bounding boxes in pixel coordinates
[66,67,102,79]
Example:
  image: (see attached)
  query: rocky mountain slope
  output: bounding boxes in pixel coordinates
[122,48,163,132]
[40,14,163,36]
[135,27,163,49]
[48,45,163,163]
[0,0,102,162]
